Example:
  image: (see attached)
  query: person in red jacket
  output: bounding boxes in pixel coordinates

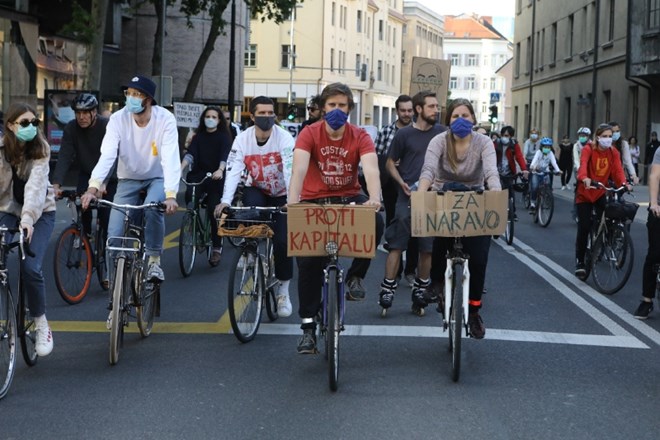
[495,125,529,219]
[574,123,632,279]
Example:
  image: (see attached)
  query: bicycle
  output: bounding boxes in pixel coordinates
[500,173,526,245]
[583,183,637,295]
[98,199,164,365]
[218,205,280,343]
[225,169,250,248]
[53,190,109,304]
[179,173,213,277]
[0,227,36,399]
[530,171,558,227]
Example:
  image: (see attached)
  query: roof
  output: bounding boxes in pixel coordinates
[444,14,508,41]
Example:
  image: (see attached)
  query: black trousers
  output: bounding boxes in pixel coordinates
[642,212,660,299]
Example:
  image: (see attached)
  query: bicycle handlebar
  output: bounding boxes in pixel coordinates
[0,226,35,259]
[96,199,165,212]
[590,181,631,193]
[181,172,213,187]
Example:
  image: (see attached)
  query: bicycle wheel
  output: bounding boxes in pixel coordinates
[53,226,93,304]
[505,196,515,245]
[0,284,17,399]
[537,189,554,227]
[109,257,127,365]
[264,241,279,322]
[179,211,196,277]
[227,247,263,342]
[449,262,463,382]
[522,188,531,209]
[591,224,634,295]
[327,268,340,392]
[18,287,37,366]
[95,224,109,290]
[136,264,157,337]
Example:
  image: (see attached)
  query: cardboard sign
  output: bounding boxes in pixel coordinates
[287,204,376,258]
[411,190,507,237]
[409,57,451,107]
[174,102,205,128]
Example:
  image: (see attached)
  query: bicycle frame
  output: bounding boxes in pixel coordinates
[443,238,470,336]
[321,252,345,335]
[181,173,213,247]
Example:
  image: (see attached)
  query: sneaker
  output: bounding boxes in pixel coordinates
[529,202,536,211]
[35,317,53,357]
[209,247,222,267]
[297,328,317,354]
[468,312,486,339]
[561,185,566,190]
[513,213,518,221]
[346,277,366,301]
[106,311,113,330]
[575,262,587,280]
[147,262,165,282]
[633,301,653,320]
[276,294,292,317]
[404,273,416,287]
[101,278,110,290]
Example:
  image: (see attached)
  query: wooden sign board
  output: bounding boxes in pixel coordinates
[287,204,376,258]
[409,57,451,106]
[411,190,507,237]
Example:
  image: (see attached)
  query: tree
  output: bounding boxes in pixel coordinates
[178,0,301,102]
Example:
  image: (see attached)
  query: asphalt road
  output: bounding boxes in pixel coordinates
[1,186,659,440]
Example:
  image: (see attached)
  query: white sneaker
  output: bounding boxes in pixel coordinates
[276,294,292,317]
[35,317,53,357]
[561,185,566,190]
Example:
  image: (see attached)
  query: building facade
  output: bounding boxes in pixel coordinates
[244,0,406,128]
[444,14,512,126]
[511,0,651,162]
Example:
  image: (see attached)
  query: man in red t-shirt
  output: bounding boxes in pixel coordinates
[288,82,384,354]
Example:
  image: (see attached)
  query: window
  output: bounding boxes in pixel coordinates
[343,51,346,74]
[515,42,521,77]
[367,17,371,37]
[392,65,395,86]
[356,54,361,77]
[564,97,571,136]
[330,48,335,72]
[549,100,555,137]
[331,2,335,26]
[649,0,660,28]
[607,0,615,41]
[539,29,545,68]
[526,36,532,74]
[244,44,257,67]
[490,77,497,90]
[467,54,478,66]
[281,45,296,68]
[402,24,407,35]
[393,28,396,47]
[385,62,389,84]
[450,54,461,66]
[466,76,476,89]
[482,102,488,114]
[357,10,362,32]
[377,60,382,81]
[567,14,574,57]
[483,55,489,66]
[604,90,611,122]
[482,78,489,89]
[338,50,343,74]
[550,22,557,64]
[449,76,458,89]
[379,20,384,40]
[401,50,406,64]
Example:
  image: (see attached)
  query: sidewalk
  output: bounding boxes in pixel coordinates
[551,179,650,224]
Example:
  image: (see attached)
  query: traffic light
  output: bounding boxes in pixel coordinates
[489,105,498,124]
[287,104,297,121]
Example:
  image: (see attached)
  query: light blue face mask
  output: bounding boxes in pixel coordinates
[125,96,145,114]
[15,124,37,142]
[56,106,76,124]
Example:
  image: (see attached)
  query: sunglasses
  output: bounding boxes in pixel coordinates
[14,118,40,128]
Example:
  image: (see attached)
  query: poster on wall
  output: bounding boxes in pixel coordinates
[44,89,99,159]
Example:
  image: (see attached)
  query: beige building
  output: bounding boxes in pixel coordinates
[401,1,444,95]
[244,0,406,127]
[511,0,650,151]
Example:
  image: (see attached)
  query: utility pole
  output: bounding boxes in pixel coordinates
[228,0,236,120]
[288,3,297,105]
[160,0,166,105]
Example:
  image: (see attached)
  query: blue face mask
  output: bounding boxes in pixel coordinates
[125,96,145,114]
[204,118,218,129]
[612,132,621,142]
[324,108,349,131]
[450,117,473,138]
[15,124,37,142]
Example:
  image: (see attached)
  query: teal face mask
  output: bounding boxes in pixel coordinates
[15,124,37,142]
[542,147,551,154]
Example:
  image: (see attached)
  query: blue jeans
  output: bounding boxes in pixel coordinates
[0,211,55,317]
[530,173,549,204]
[108,178,165,257]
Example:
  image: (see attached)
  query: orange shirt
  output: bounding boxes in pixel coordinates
[576,144,626,204]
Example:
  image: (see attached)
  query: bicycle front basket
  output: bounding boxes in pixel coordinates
[217,210,274,238]
[605,200,639,222]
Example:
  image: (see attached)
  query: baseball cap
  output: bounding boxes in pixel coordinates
[122,75,157,105]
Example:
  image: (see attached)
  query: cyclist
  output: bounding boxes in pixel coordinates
[494,125,528,219]
[181,106,232,266]
[418,98,501,339]
[51,93,116,286]
[288,82,384,354]
[81,75,180,285]
[523,128,541,165]
[608,121,640,184]
[214,96,294,317]
[0,102,56,356]
[574,124,631,279]
[633,145,660,319]
[528,137,561,211]
[377,90,444,316]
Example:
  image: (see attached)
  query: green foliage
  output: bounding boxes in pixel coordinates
[59,1,96,44]
[179,0,303,30]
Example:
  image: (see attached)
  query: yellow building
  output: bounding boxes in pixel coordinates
[244,0,405,127]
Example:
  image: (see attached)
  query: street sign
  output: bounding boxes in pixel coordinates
[490,92,501,104]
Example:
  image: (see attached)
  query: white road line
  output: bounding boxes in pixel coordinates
[258,323,647,348]
[509,236,660,347]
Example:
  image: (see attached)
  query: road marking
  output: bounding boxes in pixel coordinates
[163,229,180,250]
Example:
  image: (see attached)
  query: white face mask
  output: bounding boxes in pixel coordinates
[598,137,613,148]
[204,118,219,129]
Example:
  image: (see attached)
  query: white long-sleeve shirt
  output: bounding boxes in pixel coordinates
[618,140,637,178]
[530,150,560,174]
[89,106,181,198]
[221,125,294,205]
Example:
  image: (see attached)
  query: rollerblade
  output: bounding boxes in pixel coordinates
[378,279,397,317]
[411,278,431,317]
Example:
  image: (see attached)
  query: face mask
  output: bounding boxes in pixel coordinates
[612,132,621,141]
[542,147,551,154]
[579,136,588,145]
[56,106,76,125]
[598,137,613,148]
[450,117,474,138]
[15,124,37,142]
[204,118,218,129]
[324,108,349,131]
[254,115,276,131]
[501,136,510,145]
[530,134,538,141]
[125,96,145,114]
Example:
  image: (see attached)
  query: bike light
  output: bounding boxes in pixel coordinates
[325,241,338,257]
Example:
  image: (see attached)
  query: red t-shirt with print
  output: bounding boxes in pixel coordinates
[576,144,626,204]
[295,121,375,200]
